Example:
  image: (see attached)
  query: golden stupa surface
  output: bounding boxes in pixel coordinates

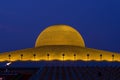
[35,25,85,47]
[0,24,119,62]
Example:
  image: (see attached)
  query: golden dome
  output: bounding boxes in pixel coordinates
[0,24,120,62]
[35,25,85,47]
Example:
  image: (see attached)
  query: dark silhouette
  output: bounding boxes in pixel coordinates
[87,54,89,60]
[112,54,114,61]
[8,54,11,60]
[33,54,36,60]
[47,53,49,60]
[74,54,76,61]
[21,54,23,60]
[62,54,65,61]
[100,54,102,60]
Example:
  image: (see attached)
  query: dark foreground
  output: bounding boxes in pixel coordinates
[0,61,120,80]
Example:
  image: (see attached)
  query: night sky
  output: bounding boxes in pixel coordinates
[0,0,120,53]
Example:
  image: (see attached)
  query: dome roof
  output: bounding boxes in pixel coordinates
[35,25,85,47]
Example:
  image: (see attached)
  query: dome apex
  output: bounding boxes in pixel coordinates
[35,25,85,47]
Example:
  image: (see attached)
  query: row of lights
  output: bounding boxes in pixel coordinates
[8,53,115,61]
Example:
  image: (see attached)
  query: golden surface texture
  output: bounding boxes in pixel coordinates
[0,24,120,62]
[0,46,119,62]
[35,25,85,47]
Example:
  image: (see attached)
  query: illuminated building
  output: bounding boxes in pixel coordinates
[0,24,119,62]
[0,25,120,80]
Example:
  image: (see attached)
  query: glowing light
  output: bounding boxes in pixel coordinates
[6,62,12,66]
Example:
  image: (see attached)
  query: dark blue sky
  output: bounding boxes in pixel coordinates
[0,0,120,53]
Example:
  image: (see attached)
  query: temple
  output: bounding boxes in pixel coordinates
[0,25,119,61]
